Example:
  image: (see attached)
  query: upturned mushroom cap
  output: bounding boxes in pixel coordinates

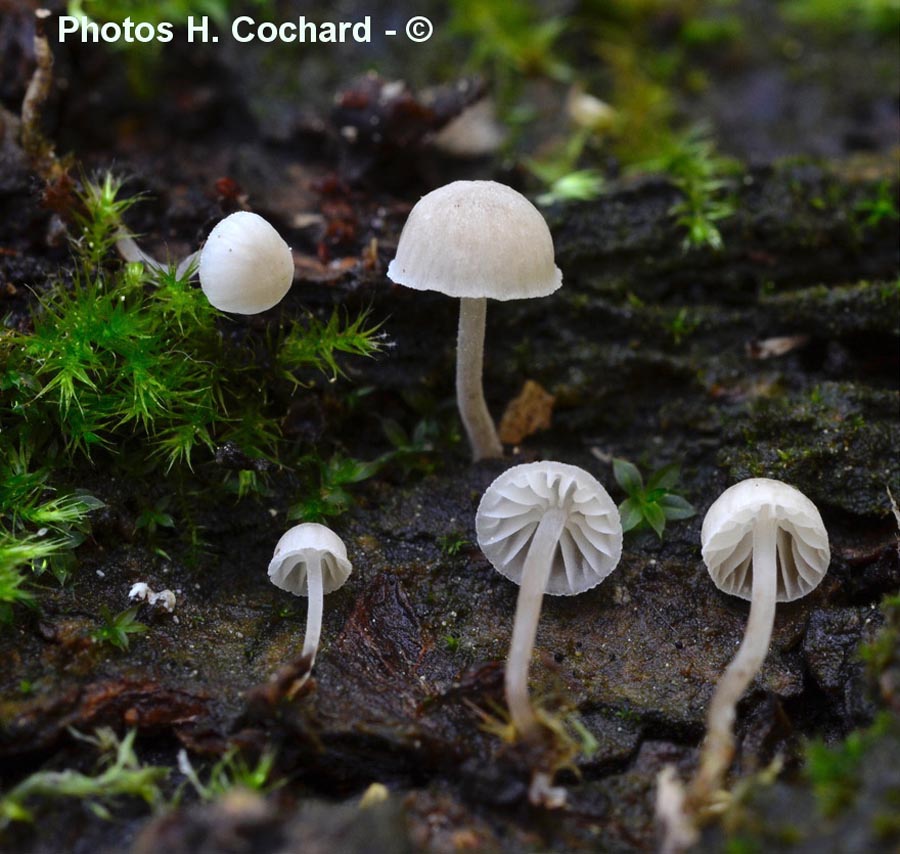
[386,181,562,301]
[701,478,829,602]
[476,462,622,596]
[267,523,352,597]
[199,211,294,314]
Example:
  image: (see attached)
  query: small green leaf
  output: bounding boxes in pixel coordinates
[647,463,680,491]
[618,497,644,532]
[613,458,643,496]
[643,502,667,538]
[659,493,697,521]
[381,418,408,449]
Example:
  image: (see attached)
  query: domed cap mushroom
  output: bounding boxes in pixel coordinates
[476,462,622,740]
[687,478,829,809]
[387,180,562,300]
[387,181,562,461]
[199,211,294,314]
[701,478,829,602]
[268,523,352,674]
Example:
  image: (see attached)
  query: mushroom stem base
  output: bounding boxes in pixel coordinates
[456,297,503,461]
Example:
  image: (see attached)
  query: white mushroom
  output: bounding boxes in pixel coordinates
[476,462,622,739]
[199,211,294,314]
[267,523,352,672]
[689,477,829,803]
[387,181,562,461]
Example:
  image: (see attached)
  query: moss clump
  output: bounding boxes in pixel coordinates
[721,381,900,516]
[858,592,900,694]
[805,713,897,818]
[761,278,900,339]
[0,174,383,619]
[0,728,167,827]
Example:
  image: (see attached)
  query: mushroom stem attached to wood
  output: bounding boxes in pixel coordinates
[477,462,622,742]
[690,505,777,801]
[387,181,562,463]
[457,297,503,462]
[267,523,353,680]
[684,478,830,809]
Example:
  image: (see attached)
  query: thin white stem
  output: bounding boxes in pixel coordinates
[506,509,567,740]
[175,250,200,280]
[690,508,778,803]
[116,233,199,279]
[115,233,165,272]
[456,297,503,461]
[302,554,324,667]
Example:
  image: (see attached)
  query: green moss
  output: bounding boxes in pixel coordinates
[782,0,900,36]
[179,746,282,801]
[680,16,744,48]
[805,713,894,819]
[722,382,900,516]
[858,593,900,678]
[630,130,741,251]
[447,0,569,82]
[0,435,104,618]
[725,837,760,854]
[0,728,167,827]
[0,174,384,617]
[438,533,471,557]
[762,279,900,338]
[17,174,381,471]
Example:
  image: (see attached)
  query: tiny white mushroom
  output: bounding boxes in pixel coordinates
[128,582,177,613]
[128,582,151,603]
[476,462,622,740]
[387,181,562,461]
[689,477,829,803]
[267,523,352,673]
[199,211,294,314]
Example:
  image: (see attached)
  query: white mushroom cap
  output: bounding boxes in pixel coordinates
[701,478,830,602]
[199,211,294,314]
[476,462,622,596]
[386,181,562,301]
[267,523,352,597]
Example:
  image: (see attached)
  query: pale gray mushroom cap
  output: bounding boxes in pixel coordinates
[386,180,562,301]
[701,478,830,602]
[199,211,294,314]
[476,462,622,596]
[267,523,352,597]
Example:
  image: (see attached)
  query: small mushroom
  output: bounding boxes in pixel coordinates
[689,477,829,803]
[267,523,352,674]
[476,462,622,739]
[199,211,294,314]
[387,181,562,461]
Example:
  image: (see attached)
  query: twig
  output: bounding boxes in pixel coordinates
[20,9,58,177]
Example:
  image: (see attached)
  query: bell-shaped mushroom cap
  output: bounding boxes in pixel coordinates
[386,181,562,301]
[199,211,294,314]
[267,523,352,597]
[701,478,830,603]
[476,462,622,596]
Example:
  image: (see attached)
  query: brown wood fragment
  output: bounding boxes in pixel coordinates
[498,380,556,445]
